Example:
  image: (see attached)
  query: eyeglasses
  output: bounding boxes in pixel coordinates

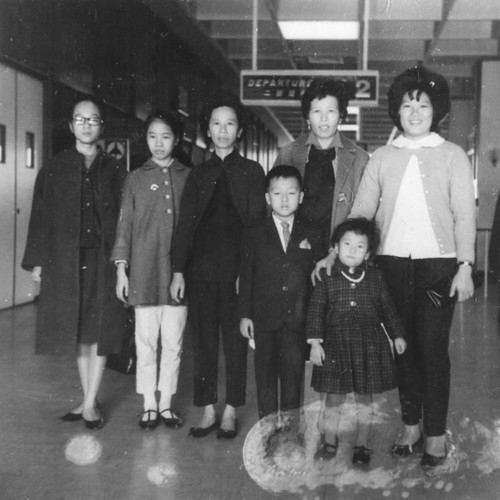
[73,116,103,126]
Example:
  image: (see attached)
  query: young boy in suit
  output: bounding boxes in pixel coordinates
[239,165,325,424]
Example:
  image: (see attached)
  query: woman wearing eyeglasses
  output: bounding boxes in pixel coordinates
[22,98,130,429]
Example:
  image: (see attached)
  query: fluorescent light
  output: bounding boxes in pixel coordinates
[278,21,359,40]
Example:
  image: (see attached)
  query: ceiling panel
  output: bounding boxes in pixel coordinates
[176,0,500,143]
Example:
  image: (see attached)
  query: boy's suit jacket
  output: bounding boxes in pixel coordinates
[238,216,324,333]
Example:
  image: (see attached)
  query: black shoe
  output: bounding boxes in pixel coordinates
[139,410,159,430]
[353,445,372,467]
[84,416,104,430]
[391,435,423,458]
[159,408,183,428]
[188,415,220,438]
[217,420,238,439]
[421,451,447,468]
[60,411,83,422]
[314,436,339,461]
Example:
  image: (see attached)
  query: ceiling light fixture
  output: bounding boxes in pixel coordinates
[278,21,360,40]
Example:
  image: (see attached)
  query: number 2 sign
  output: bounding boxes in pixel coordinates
[241,70,379,107]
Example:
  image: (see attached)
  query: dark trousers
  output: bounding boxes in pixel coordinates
[187,280,247,408]
[377,256,456,436]
[254,325,306,420]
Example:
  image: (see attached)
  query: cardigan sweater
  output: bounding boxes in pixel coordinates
[350,139,476,262]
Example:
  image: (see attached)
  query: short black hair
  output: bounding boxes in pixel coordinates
[145,110,184,142]
[70,97,104,123]
[266,165,303,190]
[388,65,450,132]
[199,90,247,143]
[300,77,353,121]
[331,217,380,254]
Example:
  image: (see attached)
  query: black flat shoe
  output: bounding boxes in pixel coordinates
[391,435,423,458]
[60,411,83,422]
[84,416,104,430]
[216,420,238,440]
[421,451,447,468]
[159,409,183,428]
[188,415,220,438]
[314,436,339,461]
[353,446,372,467]
[139,410,159,430]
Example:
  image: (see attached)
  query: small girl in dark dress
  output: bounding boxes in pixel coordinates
[307,218,406,466]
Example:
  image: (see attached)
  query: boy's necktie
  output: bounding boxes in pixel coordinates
[281,221,290,250]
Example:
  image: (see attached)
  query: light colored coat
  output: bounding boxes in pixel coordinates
[274,132,369,235]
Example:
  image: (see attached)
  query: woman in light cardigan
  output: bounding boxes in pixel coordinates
[349,66,475,468]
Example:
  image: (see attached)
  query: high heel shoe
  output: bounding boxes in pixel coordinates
[391,434,423,458]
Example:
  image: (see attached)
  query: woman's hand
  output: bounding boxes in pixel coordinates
[240,318,254,339]
[170,272,185,304]
[450,264,474,302]
[115,263,129,303]
[311,249,337,286]
[394,337,407,355]
[32,266,42,283]
[309,341,325,366]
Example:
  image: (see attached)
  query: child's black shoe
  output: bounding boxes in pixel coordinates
[352,445,372,467]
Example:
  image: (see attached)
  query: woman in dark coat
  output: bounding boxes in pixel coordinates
[22,98,129,429]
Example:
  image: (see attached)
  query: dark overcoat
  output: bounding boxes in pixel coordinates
[22,149,129,355]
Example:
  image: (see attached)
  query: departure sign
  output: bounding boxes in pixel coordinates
[240,70,379,107]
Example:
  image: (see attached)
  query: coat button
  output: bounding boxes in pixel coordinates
[282,286,288,292]
[350,301,357,307]
[162,168,168,173]
[350,283,356,289]
[167,209,172,214]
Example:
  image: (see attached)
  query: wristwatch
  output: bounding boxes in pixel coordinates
[457,260,473,267]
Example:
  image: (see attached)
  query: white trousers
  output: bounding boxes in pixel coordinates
[134,305,187,397]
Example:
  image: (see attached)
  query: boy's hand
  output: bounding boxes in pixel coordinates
[240,318,254,339]
[394,337,407,355]
[32,266,42,283]
[309,341,325,366]
[170,272,185,303]
[311,250,336,286]
[115,264,129,303]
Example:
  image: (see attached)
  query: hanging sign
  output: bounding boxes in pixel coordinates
[240,70,379,107]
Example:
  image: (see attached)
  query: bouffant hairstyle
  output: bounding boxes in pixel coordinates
[145,110,184,142]
[388,66,450,132]
[266,165,303,191]
[331,217,380,255]
[199,90,247,143]
[300,77,352,121]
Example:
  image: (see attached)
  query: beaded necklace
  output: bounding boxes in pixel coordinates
[340,270,365,284]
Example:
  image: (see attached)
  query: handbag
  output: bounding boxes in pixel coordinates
[425,270,482,309]
[106,316,136,375]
